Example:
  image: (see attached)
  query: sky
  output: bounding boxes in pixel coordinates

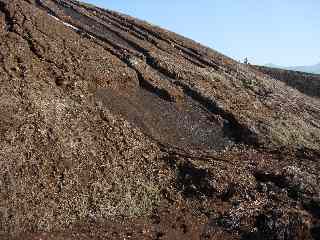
[84,0,320,66]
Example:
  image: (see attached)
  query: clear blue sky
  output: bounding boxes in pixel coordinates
[84,0,320,66]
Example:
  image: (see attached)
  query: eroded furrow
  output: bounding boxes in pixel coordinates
[79,5,208,68]
[35,0,260,147]
[35,1,178,94]
[31,1,248,150]
[97,7,222,70]
[74,1,219,70]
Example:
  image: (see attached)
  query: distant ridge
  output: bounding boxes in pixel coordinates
[253,65,320,98]
[264,62,320,74]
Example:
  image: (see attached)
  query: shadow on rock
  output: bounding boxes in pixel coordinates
[176,161,215,199]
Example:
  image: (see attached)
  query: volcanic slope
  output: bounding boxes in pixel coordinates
[0,0,320,239]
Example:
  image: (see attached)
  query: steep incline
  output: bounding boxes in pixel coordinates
[0,0,320,239]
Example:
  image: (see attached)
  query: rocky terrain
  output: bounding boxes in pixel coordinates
[0,0,319,239]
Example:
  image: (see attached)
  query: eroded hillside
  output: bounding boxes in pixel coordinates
[0,0,320,239]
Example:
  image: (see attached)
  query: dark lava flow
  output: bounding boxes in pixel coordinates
[97,88,234,150]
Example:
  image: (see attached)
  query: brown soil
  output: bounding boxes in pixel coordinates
[0,0,320,239]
